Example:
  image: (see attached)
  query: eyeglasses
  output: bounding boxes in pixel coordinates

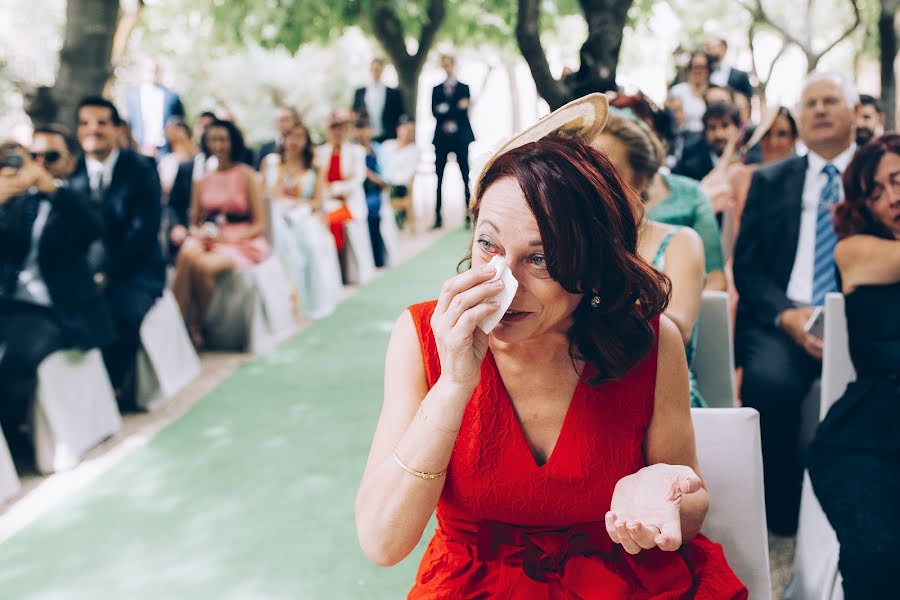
[31,151,62,163]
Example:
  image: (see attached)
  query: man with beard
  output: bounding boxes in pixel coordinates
[855,94,885,147]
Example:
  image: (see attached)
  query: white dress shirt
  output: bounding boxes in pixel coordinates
[710,62,731,88]
[785,144,857,305]
[86,149,120,194]
[364,82,387,138]
[140,83,166,148]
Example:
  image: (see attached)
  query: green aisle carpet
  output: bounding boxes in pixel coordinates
[0,229,473,600]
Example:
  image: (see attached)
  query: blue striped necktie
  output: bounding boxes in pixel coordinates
[812,164,840,305]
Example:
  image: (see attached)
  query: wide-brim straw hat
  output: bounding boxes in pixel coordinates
[744,106,791,151]
[473,93,609,198]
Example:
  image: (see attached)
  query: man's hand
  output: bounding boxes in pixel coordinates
[779,307,824,359]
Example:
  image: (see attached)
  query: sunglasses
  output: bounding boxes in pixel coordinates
[31,151,62,163]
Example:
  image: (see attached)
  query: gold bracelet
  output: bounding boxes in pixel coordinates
[393,450,447,480]
[418,406,460,434]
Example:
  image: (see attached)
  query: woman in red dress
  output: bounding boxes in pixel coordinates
[356,96,748,599]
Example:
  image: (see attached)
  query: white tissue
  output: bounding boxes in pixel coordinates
[478,256,519,334]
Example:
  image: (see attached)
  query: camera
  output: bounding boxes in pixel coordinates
[1,152,23,171]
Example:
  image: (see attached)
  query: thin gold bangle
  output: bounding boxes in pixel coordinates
[393,450,447,480]
[418,406,460,434]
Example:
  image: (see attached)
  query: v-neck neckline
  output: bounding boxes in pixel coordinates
[486,350,586,469]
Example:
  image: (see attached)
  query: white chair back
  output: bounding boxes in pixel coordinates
[342,219,376,285]
[693,291,738,407]
[787,292,854,600]
[136,290,201,411]
[252,255,298,354]
[0,427,20,504]
[692,407,772,600]
[33,349,122,474]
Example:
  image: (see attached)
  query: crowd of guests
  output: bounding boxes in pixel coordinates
[1,40,897,598]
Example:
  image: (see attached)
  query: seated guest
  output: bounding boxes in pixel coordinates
[668,51,711,133]
[30,125,78,179]
[70,97,166,406]
[733,71,858,536]
[262,122,319,204]
[855,94,885,147]
[0,144,115,452]
[254,106,301,170]
[379,116,420,228]
[172,119,269,348]
[673,102,741,185]
[157,118,197,200]
[354,119,386,268]
[316,110,367,282]
[594,113,708,407]
[663,95,689,168]
[355,96,747,597]
[808,134,900,599]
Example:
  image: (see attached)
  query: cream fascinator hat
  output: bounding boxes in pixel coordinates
[472,93,610,198]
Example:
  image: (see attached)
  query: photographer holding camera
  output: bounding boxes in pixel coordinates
[0,141,114,456]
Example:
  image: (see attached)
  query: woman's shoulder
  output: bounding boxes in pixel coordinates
[662,172,703,200]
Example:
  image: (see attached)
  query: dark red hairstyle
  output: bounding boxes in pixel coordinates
[835,133,900,240]
[466,135,671,384]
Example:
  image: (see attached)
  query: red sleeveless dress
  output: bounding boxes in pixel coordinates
[406,301,748,599]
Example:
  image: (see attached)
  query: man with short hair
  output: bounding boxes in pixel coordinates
[855,94,885,147]
[125,59,185,158]
[30,125,78,179]
[705,37,754,100]
[704,85,735,108]
[353,58,405,143]
[733,71,859,536]
[69,96,165,407]
[673,102,741,182]
[432,53,475,229]
[254,106,300,169]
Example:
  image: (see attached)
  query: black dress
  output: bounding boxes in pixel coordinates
[808,282,900,600]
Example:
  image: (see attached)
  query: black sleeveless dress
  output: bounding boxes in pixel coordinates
[808,282,900,599]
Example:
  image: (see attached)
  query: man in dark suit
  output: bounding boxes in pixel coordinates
[673,102,741,182]
[705,37,754,100]
[353,58,406,143]
[70,97,166,407]
[254,106,301,170]
[125,59,185,158]
[432,53,475,229]
[0,142,115,452]
[733,72,859,536]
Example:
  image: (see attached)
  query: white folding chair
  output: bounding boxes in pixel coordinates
[786,293,854,600]
[204,256,297,354]
[136,289,201,412]
[343,219,376,285]
[692,407,771,599]
[0,427,20,504]
[33,349,122,474]
[693,291,738,407]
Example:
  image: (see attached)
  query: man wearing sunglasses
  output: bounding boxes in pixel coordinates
[30,125,78,179]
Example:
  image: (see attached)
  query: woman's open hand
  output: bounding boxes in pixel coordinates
[605,464,703,554]
[430,264,503,393]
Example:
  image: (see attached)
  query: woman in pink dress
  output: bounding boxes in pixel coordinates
[172,119,269,348]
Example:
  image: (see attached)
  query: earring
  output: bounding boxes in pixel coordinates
[590,291,601,308]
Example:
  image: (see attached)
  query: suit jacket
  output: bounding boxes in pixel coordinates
[432,80,475,148]
[353,85,406,141]
[733,155,808,338]
[672,133,715,181]
[69,149,166,290]
[254,140,278,170]
[125,85,185,152]
[727,68,754,99]
[0,189,116,350]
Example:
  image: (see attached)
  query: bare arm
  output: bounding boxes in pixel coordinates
[645,315,708,542]
[237,171,266,240]
[836,235,900,294]
[663,228,706,345]
[703,270,727,292]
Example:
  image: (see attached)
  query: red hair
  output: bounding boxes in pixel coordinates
[467,135,671,384]
[835,133,900,239]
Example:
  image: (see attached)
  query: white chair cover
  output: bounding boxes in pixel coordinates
[136,289,201,412]
[204,256,297,354]
[342,219,376,285]
[33,349,122,474]
[692,407,772,599]
[379,195,401,267]
[786,293,853,600]
[693,291,738,407]
[0,427,20,504]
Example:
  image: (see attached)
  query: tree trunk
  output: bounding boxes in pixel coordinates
[879,1,898,130]
[368,0,446,120]
[26,0,120,126]
[516,0,633,110]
